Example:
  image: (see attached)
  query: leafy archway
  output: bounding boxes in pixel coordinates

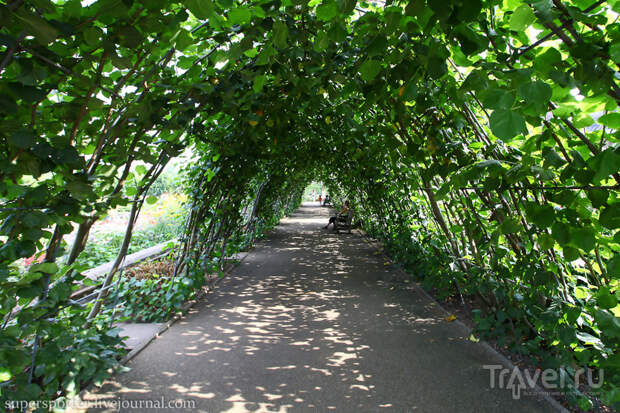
[0,0,618,409]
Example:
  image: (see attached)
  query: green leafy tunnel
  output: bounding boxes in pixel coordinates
[0,0,619,409]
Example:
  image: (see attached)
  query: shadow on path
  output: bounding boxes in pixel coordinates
[79,204,552,412]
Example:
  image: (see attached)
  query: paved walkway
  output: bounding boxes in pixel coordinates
[79,205,553,412]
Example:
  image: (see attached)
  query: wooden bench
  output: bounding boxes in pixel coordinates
[335,208,353,233]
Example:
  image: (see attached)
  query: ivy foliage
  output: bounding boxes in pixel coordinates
[0,0,619,409]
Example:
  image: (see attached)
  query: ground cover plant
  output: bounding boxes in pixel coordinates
[76,193,186,267]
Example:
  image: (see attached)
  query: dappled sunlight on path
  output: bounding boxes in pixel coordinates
[78,205,552,413]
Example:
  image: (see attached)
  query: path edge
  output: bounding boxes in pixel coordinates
[119,250,250,364]
[354,228,569,413]
[68,250,251,411]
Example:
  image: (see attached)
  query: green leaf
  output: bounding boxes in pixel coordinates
[563,246,580,261]
[50,282,71,301]
[143,0,167,10]
[475,159,502,173]
[606,255,620,278]
[385,9,402,32]
[500,217,520,234]
[610,42,620,64]
[186,0,214,19]
[253,6,266,19]
[594,310,620,340]
[456,0,482,22]
[11,83,46,103]
[338,0,356,15]
[244,48,259,58]
[253,74,267,93]
[146,195,158,205]
[586,189,608,208]
[9,129,35,149]
[314,31,329,52]
[427,56,447,79]
[328,23,347,42]
[405,0,425,17]
[598,112,620,129]
[0,93,17,114]
[111,54,132,70]
[428,0,452,21]
[18,284,43,299]
[67,181,93,201]
[435,183,451,201]
[587,148,620,183]
[597,288,618,309]
[64,0,83,18]
[84,27,102,46]
[482,89,514,110]
[454,24,488,56]
[256,45,276,65]
[525,203,555,228]
[574,286,589,300]
[313,31,329,53]
[273,21,289,49]
[537,233,554,250]
[400,81,418,101]
[518,81,552,105]
[451,45,473,65]
[533,48,561,74]
[174,29,194,51]
[509,4,536,31]
[229,7,252,25]
[117,26,144,49]
[359,60,381,82]
[542,147,566,168]
[0,369,11,382]
[575,331,602,347]
[14,9,58,45]
[559,326,576,345]
[316,2,339,21]
[97,0,128,17]
[489,109,528,141]
[552,221,570,246]
[571,227,595,252]
[31,262,58,274]
[599,204,620,229]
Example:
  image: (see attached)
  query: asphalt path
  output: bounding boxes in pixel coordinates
[79,204,553,412]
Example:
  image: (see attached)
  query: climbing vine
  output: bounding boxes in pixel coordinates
[0,0,618,410]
